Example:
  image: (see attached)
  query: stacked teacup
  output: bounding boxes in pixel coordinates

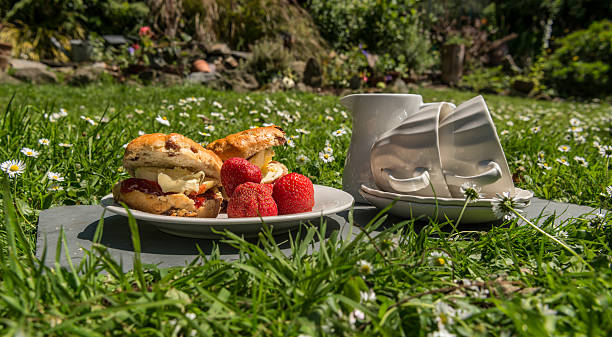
[359,95,531,222]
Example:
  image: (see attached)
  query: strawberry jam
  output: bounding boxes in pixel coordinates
[189,190,215,208]
[120,178,165,196]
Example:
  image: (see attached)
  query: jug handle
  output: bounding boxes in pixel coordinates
[382,168,431,193]
[444,160,502,187]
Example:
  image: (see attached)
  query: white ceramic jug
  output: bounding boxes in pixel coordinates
[340,94,431,203]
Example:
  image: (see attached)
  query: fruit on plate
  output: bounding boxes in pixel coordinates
[221,157,262,197]
[272,173,314,215]
[227,182,278,218]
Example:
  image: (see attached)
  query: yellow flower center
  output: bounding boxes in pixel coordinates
[9,165,19,172]
[437,257,446,266]
[162,116,167,120]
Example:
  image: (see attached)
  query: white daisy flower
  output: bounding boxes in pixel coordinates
[122,143,129,149]
[323,146,333,154]
[156,116,170,126]
[21,147,39,158]
[530,126,541,133]
[567,126,583,133]
[138,131,145,136]
[179,112,190,118]
[460,182,483,202]
[204,125,215,132]
[48,184,64,192]
[606,185,612,198]
[537,162,552,170]
[573,156,588,167]
[38,138,50,146]
[47,171,64,182]
[249,110,258,115]
[348,309,365,326]
[356,260,373,275]
[569,117,581,126]
[295,128,310,134]
[332,128,347,137]
[325,115,334,121]
[1,159,26,177]
[500,130,510,136]
[599,145,612,159]
[319,152,334,163]
[296,154,309,164]
[360,289,376,303]
[557,145,571,152]
[263,123,274,127]
[492,191,524,221]
[556,156,570,166]
[80,115,97,125]
[134,108,144,114]
[429,251,451,267]
[212,101,223,109]
[167,105,175,111]
[286,139,295,148]
[198,131,211,137]
[58,143,73,148]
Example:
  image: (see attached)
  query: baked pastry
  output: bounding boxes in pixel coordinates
[113,133,223,217]
[207,126,288,183]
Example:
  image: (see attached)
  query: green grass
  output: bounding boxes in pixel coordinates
[0,83,610,336]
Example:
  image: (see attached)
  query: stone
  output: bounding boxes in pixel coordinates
[208,43,231,55]
[9,58,47,71]
[224,56,238,68]
[0,72,21,84]
[390,78,408,93]
[36,200,606,271]
[68,64,106,85]
[185,71,217,85]
[303,57,322,87]
[158,72,182,86]
[290,61,306,80]
[0,55,9,72]
[349,75,362,90]
[12,67,57,84]
[193,59,210,73]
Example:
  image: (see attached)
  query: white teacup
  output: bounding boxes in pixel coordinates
[438,95,514,198]
[370,102,456,198]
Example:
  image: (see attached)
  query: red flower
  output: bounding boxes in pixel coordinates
[132,43,140,50]
[139,26,152,37]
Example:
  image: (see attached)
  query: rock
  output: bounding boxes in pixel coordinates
[185,72,217,85]
[68,64,106,85]
[296,82,312,92]
[12,67,57,84]
[158,72,182,86]
[0,55,9,72]
[349,75,362,89]
[0,72,21,84]
[390,78,408,93]
[303,58,322,88]
[290,61,306,80]
[512,79,534,94]
[224,56,238,68]
[138,69,157,83]
[9,58,47,71]
[208,43,231,55]
[193,59,210,73]
[215,69,258,92]
[0,42,12,55]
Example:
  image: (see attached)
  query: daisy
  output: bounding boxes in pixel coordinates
[263,122,274,127]
[323,146,333,154]
[204,125,215,132]
[569,117,581,126]
[518,115,530,121]
[340,110,348,119]
[460,182,483,202]
[198,131,211,137]
[573,156,588,167]
[295,128,310,134]
[38,138,50,146]
[348,309,365,326]
[567,126,583,133]
[500,130,510,136]
[325,115,334,121]
[179,112,190,118]
[212,101,222,109]
[319,151,335,163]
[530,126,541,133]
[134,108,144,114]
[167,105,175,111]
[599,145,612,159]
[360,289,376,303]
[138,131,145,136]
[80,115,96,125]
[21,147,39,158]
[48,185,64,192]
[556,156,570,166]
[557,145,571,152]
[492,191,525,221]
[332,128,347,137]
[356,260,373,275]
[606,186,612,198]
[429,251,451,267]
[296,154,310,164]
[156,116,170,126]
[1,159,25,177]
[47,171,64,182]
[286,139,295,148]
[249,110,258,115]
[537,162,552,170]
[58,143,73,148]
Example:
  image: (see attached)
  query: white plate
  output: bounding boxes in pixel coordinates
[101,184,354,238]
[361,185,533,206]
[359,186,533,224]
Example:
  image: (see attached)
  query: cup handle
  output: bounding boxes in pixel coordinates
[444,160,502,187]
[382,167,431,192]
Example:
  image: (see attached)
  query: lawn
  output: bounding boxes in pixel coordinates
[0,83,610,336]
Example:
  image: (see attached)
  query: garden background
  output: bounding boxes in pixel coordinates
[0,1,611,336]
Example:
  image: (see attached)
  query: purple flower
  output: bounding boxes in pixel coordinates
[384,75,393,82]
[128,46,135,55]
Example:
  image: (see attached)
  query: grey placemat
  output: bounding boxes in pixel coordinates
[36,199,605,271]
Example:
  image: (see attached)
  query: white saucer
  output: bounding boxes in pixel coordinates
[101,184,354,238]
[359,185,533,223]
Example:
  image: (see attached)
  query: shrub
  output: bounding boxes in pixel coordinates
[246,39,291,84]
[306,0,436,75]
[542,20,611,98]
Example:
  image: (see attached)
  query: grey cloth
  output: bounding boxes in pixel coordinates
[36,199,605,272]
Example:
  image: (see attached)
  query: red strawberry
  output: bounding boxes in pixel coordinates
[221,157,262,197]
[227,182,278,218]
[272,173,314,215]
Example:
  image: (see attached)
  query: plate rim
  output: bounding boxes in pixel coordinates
[360,184,533,207]
[101,184,354,225]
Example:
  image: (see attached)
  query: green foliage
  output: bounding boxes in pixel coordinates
[246,38,291,85]
[307,0,436,75]
[541,20,612,98]
[322,47,369,88]
[460,66,510,94]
